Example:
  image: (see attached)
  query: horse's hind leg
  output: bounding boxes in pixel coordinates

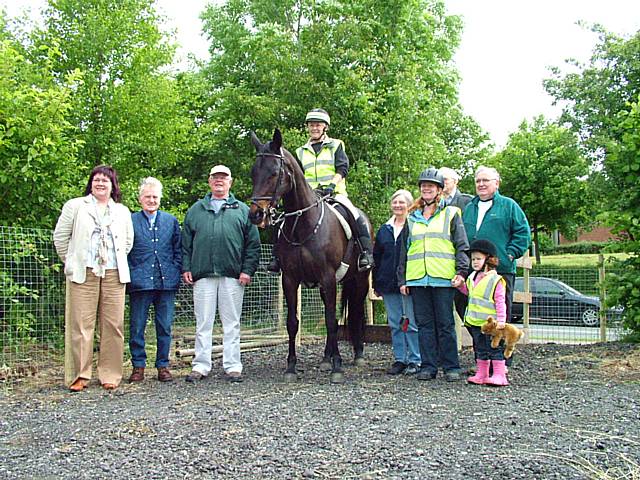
[345,275,367,366]
[282,275,300,383]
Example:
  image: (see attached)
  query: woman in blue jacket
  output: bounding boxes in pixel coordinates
[127,177,182,383]
[373,189,420,375]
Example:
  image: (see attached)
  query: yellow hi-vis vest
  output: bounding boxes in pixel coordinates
[405,206,459,281]
[296,137,347,195]
[464,272,505,327]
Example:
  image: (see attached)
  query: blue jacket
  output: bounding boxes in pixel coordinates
[127,210,182,292]
[373,221,403,295]
[462,191,531,275]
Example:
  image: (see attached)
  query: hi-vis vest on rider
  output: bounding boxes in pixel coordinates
[405,206,460,281]
[464,273,505,327]
[296,138,347,195]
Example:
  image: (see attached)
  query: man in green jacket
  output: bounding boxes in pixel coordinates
[462,166,531,328]
[182,165,261,383]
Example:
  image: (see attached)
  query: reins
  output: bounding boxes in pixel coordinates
[251,149,327,246]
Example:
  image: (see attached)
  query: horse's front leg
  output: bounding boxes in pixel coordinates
[320,279,344,384]
[282,274,300,383]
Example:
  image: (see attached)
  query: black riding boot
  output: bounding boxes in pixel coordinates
[355,216,374,271]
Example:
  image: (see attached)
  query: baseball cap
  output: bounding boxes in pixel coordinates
[209,165,231,176]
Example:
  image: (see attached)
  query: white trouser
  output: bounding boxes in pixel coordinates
[192,277,244,375]
[334,194,361,220]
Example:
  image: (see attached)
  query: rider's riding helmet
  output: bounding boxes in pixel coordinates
[305,108,331,126]
[469,239,498,258]
[417,167,444,188]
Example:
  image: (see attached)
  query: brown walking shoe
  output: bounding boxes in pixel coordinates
[129,367,145,383]
[157,367,173,382]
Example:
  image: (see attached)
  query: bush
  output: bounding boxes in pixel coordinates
[543,241,628,255]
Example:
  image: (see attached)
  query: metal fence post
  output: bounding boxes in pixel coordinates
[598,254,607,342]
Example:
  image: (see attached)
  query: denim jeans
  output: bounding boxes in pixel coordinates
[383,293,421,365]
[129,290,176,368]
[411,286,460,375]
[466,325,504,361]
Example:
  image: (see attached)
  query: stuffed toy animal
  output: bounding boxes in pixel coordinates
[480,317,524,358]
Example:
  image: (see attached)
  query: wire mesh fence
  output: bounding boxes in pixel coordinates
[0,225,630,380]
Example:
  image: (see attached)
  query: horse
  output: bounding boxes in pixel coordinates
[249,129,370,383]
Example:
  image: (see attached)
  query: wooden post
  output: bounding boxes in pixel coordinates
[277,275,285,335]
[598,253,607,342]
[515,252,532,344]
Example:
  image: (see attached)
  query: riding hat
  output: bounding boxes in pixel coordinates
[469,239,498,258]
[305,108,331,125]
[417,167,444,188]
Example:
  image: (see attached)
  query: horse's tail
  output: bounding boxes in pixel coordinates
[340,272,369,358]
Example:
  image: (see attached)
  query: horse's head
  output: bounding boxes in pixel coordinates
[249,128,292,228]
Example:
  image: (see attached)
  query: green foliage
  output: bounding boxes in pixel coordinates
[0,34,84,227]
[493,116,591,261]
[196,0,490,228]
[602,97,640,333]
[543,241,629,256]
[32,0,193,207]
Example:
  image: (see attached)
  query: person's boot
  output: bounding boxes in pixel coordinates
[467,359,490,385]
[356,216,374,271]
[486,360,509,386]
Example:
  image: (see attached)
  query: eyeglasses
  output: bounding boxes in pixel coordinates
[92,177,111,183]
[475,178,496,184]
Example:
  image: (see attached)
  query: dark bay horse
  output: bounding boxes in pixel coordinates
[249,129,370,383]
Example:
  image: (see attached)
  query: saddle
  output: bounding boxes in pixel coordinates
[325,200,352,240]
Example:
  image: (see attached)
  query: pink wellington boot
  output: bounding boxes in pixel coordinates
[467,359,490,385]
[486,360,509,386]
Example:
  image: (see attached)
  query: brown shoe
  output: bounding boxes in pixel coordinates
[157,367,173,382]
[129,367,145,383]
[69,378,88,392]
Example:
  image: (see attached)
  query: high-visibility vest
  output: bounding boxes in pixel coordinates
[464,272,505,326]
[296,137,347,195]
[405,206,459,281]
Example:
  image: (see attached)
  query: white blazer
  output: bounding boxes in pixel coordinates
[53,195,134,284]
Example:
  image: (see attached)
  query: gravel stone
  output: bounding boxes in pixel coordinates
[0,341,639,479]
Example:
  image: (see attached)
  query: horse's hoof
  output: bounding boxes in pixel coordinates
[354,357,366,367]
[284,372,298,383]
[330,372,345,384]
[319,361,332,372]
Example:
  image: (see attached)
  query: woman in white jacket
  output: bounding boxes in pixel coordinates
[54,165,133,391]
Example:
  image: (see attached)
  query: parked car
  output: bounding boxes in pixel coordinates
[511,277,622,327]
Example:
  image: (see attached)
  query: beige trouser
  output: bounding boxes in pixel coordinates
[64,268,126,387]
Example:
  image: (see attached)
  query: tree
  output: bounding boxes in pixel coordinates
[196,0,489,227]
[0,21,83,227]
[32,0,193,213]
[493,116,590,263]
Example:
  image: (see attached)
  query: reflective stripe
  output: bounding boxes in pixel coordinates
[407,251,455,261]
[468,297,495,309]
[466,310,492,320]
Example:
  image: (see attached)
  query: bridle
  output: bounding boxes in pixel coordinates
[250,148,327,246]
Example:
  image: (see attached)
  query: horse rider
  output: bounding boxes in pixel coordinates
[267,108,374,273]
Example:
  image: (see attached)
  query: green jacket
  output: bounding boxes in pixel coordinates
[182,193,261,282]
[462,191,531,274]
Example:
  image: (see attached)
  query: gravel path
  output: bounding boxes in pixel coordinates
[1,341,639,479]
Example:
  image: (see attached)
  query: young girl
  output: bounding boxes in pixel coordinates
[452,239,509,386]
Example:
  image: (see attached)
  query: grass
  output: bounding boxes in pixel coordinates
[536,253,629,267]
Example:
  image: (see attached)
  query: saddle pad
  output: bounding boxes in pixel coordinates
[326,202,352,240]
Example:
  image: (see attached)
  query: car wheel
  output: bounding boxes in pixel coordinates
[581,308,599,327]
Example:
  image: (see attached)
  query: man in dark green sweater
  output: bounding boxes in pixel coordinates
[182,165,261,383]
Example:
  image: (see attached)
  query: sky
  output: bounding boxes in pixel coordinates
[3,0,640,148]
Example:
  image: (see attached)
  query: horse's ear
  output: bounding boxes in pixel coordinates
[250,131,262,151]
[272,128,282,151]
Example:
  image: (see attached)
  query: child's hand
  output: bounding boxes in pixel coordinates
[497,322,506,330]
[451,274,464,287]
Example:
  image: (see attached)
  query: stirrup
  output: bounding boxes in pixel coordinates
[358,252,374,272]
